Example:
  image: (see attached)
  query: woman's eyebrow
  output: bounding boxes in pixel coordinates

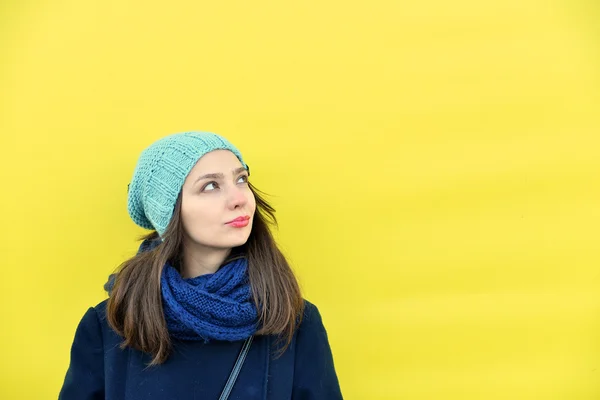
[194,167,247,184]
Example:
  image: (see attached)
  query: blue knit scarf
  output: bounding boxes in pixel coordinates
[105,239,258,342]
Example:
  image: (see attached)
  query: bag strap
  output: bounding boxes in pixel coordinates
[218,336,254,400]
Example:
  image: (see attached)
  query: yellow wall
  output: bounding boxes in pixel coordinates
[1,0,599,398]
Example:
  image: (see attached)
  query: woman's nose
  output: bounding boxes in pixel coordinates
[227,186,247,209]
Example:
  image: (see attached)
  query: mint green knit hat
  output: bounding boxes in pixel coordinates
[127,131,248,237]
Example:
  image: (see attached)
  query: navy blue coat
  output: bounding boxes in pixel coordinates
[59,299,342,399]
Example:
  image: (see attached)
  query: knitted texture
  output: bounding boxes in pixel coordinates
[104,237,258,342]
[127,131,248,237]
[161,258,258,342]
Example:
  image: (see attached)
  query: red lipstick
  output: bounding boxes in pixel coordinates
[226,215,250,228]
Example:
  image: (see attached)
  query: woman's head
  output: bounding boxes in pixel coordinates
[107,132,303,365]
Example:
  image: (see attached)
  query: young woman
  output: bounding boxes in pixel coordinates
[59,132,342,399]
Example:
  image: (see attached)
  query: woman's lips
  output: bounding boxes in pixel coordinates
[226,215,250,227]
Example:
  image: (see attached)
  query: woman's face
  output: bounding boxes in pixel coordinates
[180,150,256,251]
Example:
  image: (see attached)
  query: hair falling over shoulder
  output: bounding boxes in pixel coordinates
[106,182,304,365]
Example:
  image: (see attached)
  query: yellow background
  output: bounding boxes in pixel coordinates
[1,0,599,398]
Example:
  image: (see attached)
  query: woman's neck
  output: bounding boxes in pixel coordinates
[180,242,231,278]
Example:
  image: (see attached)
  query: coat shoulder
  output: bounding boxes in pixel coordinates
[300,299,324,328]
[86,298,114,336]
[92,298,109,320]
[291,299,343,399]
[94,298,109,310]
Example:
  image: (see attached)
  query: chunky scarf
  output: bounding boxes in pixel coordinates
[161,257,258,341]
[105,239,258,342]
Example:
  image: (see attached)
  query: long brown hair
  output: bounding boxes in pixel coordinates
[106,182,304,365]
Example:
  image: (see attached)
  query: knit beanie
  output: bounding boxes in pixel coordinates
[127,131,248,237]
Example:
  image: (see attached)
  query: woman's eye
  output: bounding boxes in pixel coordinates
[203,182,218,191]
[202,176,246,192]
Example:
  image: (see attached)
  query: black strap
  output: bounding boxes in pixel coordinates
[218,336,254,400]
